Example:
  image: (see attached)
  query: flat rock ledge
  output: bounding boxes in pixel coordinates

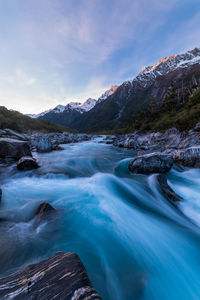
[0,252,101,300]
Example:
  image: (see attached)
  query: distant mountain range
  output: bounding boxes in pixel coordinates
[27,86,118,129]
[28,48,200,132]
[28,98,97,118]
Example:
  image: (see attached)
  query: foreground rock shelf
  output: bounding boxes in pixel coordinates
[112,126,200,168]
[0,252,101,300]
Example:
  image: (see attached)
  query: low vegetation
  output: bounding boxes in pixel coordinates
[126,87,200,132]
[0,106,74,133]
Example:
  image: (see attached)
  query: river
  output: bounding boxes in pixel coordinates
[0,137,200,300]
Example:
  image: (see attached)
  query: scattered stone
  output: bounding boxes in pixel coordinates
[157,174,183,204]
[17,156,39,171]
[0,251,101,300]
[0,138,31,160]
[128,153,173,174]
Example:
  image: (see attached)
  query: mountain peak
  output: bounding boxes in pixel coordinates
[97,85,118,103]
[136,47,200,88]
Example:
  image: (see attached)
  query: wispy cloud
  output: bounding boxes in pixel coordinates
[0,0,199,113]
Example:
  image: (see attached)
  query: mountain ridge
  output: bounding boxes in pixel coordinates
[28,47,200,132]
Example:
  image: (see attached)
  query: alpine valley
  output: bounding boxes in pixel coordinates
[28,47,200,133]
[2,47,200,300]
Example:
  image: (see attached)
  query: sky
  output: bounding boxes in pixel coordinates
[0,0,200,114]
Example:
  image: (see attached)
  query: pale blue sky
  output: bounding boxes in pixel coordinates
[0,0,200,113]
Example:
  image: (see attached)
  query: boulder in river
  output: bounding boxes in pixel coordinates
[0,251,101,299]
[0,138,31,160]
[157,174,183,204]
[36,137,52,152]
[17,156,39,171]
[33,202,56,226]
[172,147,200,167]
[128,153,173,174]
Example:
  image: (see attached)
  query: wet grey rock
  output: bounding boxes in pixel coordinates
[3,129,27,141]
[17,156,39,171]
[33,202,56,227]
[0,129,6,136]
[52,144,65,151]
[36,137,52,152]
[0,138,31,160]
[194,122,200,132]
[28,132,92,153]
[128,153,173,174]
[0,251,101,300]
[172,147,200,167]
[157,174,183,204]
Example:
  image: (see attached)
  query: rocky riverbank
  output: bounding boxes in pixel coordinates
[0,130,92,169]
[1,126,200,298]
[109,124,200,168]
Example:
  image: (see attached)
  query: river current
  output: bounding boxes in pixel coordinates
[1,137,200,300]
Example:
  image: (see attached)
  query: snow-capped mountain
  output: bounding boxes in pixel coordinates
[28,98,97,119]
[135,47,200,88]
[97,86,118,103]
[79,98,97,111]
[27,47,200,132]
[28,87,118,119]
[71,47,200,132]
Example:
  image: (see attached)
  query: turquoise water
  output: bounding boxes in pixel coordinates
[1,138,200,299]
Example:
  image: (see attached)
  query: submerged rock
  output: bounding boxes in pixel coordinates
[17,156,39,171]
[0,251,101,300]
[128,153,173,174]
[0,138,31,160]
[33,202,56,226]
[157,174,183,204]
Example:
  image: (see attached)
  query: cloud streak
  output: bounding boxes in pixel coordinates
[0,0,199,113]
